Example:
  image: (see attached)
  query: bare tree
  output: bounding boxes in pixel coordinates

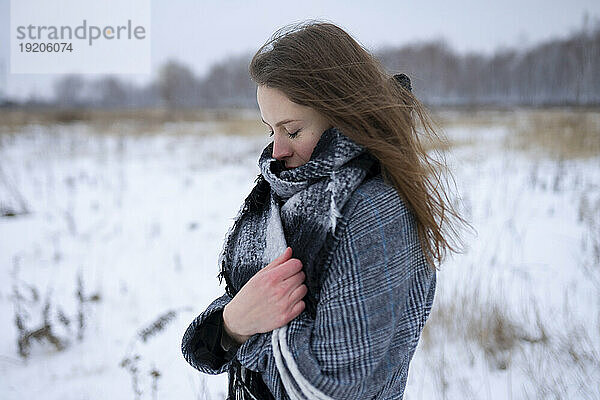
[53,75,85,107]
[157,60,200,110]
[199,52,255,108]
[92,76,129,108]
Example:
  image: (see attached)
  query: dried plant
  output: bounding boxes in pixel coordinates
[76,268,102,341]
[0,163,30,217]
[120,354,142,400]
[12,264,100,358]
[150,366,161,400]
[505,110,600,160]
[12,286,67,358]
[137,310,177,343]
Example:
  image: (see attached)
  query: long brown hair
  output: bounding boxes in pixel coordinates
[249,19,473,270]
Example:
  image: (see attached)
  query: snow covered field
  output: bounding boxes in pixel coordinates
[1,110,599,399]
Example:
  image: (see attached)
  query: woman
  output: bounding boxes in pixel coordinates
[182,20,468,400]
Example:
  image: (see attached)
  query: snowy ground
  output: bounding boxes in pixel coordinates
[0,111,599,399]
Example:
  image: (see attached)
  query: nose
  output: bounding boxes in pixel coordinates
[272,136,292,160]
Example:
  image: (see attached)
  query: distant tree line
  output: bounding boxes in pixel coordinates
[11,17,600,108]
[377,20,600,106]
[47,52,257,109]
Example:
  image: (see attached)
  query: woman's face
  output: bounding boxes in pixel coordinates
[257,85,332,169]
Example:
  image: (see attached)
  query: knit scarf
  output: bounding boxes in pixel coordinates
[217,126,378,400]
[217,126,377,315]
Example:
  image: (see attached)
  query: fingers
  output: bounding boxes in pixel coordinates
[262,247,292,271]
[289,300,305,320]
[277,299,305,329]
[274,258,303,281]
[282,270,305,288]
[288,283,308,304]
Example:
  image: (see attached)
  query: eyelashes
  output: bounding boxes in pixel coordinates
[269,129,301,139]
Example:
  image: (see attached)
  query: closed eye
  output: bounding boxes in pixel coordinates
[288,129,300,138]
[269,129,301,139]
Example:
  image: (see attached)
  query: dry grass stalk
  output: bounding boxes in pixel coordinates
[137,310,177,343]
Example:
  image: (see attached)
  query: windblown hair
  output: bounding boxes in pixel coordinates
[249,19,473,270]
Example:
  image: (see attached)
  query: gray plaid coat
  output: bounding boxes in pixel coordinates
[182,174,436,399]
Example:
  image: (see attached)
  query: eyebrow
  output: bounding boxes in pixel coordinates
[261,117,300,127]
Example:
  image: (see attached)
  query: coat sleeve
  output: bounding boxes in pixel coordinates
[181,292,240,374]
[234,182,437,399]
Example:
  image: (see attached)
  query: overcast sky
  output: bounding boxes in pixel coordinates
[1,0,599,100]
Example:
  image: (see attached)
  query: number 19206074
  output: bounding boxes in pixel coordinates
[19,42,73,52]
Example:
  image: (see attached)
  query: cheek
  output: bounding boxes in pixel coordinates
[299,134,320,159]
[296,141,311,158]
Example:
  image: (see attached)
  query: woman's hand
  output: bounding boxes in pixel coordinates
[222,247,308,345]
